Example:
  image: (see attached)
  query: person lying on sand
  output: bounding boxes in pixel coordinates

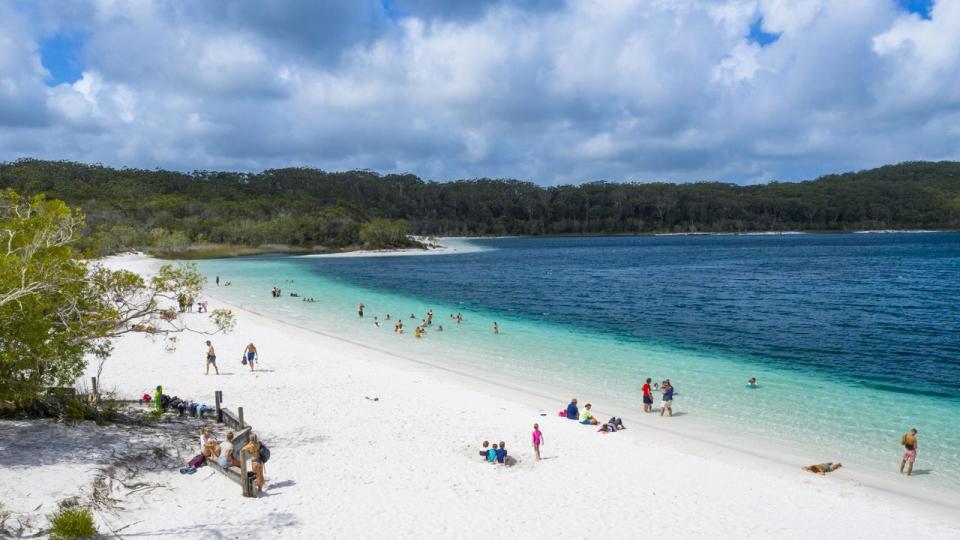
[803,462,842,475]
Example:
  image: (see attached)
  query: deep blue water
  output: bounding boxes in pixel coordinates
[297,233,960,399]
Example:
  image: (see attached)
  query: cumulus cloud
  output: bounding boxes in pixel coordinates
[0,0,959,183]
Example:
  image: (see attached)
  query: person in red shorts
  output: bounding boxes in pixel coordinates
[900,428,918,475]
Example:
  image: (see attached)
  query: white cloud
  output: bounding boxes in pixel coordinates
[1,0,959,183]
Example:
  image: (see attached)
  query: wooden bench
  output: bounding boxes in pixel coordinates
[205,426,252,485]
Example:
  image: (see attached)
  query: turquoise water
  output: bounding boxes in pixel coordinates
[197,234,960,488]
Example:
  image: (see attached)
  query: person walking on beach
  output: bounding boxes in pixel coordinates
[243,343,258,372]
[205,341,219,375]
[642,378,654,413]
[358,303,365,318]
[900,428,918,475]
[660,380,674,417]
[532,424,544,461]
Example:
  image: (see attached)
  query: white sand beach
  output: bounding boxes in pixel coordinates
[2,254,959,539]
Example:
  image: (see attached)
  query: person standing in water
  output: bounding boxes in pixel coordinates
[660,380,674,417]
[205,340,219,375]
[532,424,544,461]
[215,275,220,286]
[900,428,918,475]
[642,378,654,413]
[493,322,499,334]
[358,303,365,318]
[243,343,258,372]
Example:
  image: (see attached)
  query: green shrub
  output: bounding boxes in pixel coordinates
[48,507,97,539]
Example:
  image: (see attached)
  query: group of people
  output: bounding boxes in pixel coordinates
[479,440,510,464]
[270,287,283,298]
[563,399,628,433]
[187,426,268,492]
[641,378,676,416]
[177,294,207,313]
[360,304,505,338]
[203,340,260,374]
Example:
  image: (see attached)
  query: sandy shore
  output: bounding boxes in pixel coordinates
[3,253,958,539]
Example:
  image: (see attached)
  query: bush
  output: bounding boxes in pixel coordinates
[48,507,96,539]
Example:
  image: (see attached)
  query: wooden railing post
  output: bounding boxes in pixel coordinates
[91,377,99,402]
[240,450,253,497]
[238,407,245,429]
[215,391,223,423]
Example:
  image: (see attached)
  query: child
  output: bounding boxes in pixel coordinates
[479,440,490,459]
[496,441,507,464]
[532,424,543,461]
[487,444,498,463]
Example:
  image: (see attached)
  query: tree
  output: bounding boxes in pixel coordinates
[0,190,234,406]
[359,218,413,248]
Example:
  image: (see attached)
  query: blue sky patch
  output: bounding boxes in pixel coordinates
[747,17,781,47]
[40,32,85,86]
[897,0,933,19]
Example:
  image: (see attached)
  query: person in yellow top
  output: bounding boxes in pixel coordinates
[579,403,598,425]
[414,326,422,338]
[242,433,265,492]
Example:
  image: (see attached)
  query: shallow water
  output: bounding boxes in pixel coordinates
[197,233,960,487]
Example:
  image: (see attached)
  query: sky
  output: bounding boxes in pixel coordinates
[0,0,956,185]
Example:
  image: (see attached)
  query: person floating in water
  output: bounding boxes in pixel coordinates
[358,303,365,318]
[900,428,918,475]
[747,377,759,388]
[803,462,842,475]
[493,322,499,334]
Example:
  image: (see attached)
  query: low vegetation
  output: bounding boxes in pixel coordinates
[48,503,97,540]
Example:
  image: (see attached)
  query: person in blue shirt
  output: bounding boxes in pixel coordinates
[487,445,498,463]
[495,442,507,464]
[566,398,579,420]
[660,380,675,417]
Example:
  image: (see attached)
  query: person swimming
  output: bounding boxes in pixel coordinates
[747,377,759,388]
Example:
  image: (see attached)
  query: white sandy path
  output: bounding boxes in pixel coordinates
[10,254,955,539]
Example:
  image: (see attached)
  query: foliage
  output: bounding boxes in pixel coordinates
[48,505,96,540]
[0,190,235,406]
[359,218,415,248]
[0,160,958,257]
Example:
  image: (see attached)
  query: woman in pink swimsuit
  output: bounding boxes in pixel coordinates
[532,424,544,461]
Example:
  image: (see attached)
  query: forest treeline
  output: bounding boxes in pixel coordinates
[1,159,959,255]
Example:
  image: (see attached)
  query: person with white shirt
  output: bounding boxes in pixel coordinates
[218,431,237,468]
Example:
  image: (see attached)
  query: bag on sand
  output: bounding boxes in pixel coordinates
[241,357,247,365]
[188,454,205,468]
[259,444,270,463]
[558,410,567,417]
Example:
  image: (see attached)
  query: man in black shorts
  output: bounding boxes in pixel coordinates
[205,340,219,375]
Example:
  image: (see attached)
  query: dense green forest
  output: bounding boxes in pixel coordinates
[1,159,959,255]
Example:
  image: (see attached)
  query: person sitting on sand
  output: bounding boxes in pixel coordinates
[480,440,491,459]
[748,377,759,388]
[219,431,237,468]
[242,434,266,491]
[487,444,498,463]
[496,442,507,464]
[566,398,579,420]
[803,462,842,475]
[580,403,598,425]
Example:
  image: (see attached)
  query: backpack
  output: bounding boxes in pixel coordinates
[259,443,270,463]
